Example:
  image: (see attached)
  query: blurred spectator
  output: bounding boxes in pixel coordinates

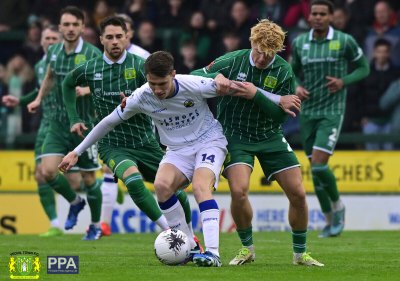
[200,0,233,33]
[175,40,203,74]
[121,0,158,26]
[334,0,375,43]
[360,39,399,150]
[364,1,400,67]
[158,0,190,29]
[380,77,400,138]
[0,0,29,32]
[332,6,349,31]
[82,26,100,48]
[21,21,44,67]
[180,11,212,62]
[227,0,254,49]
[117,13,150,59]
[250,0,286,25]
[283,0,310,28]
[222,31,241,53]
[92,0,115,27]
[135,20,162,54]
[5,54,36,142]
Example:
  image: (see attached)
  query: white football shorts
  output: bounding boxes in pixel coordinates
[160,136,228,189]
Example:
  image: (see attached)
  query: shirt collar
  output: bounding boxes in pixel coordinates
[62,37,84,53]
[309,26,334,41]
[249,50,276,69]
[103,50,127,65]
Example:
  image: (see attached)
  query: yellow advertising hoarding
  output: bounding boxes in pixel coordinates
[0,150,399,193]
[0,194,49,234]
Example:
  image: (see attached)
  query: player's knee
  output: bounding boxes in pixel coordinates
[34,167,46,184]
[154,179,174,201]
[288,182,306,207]
[230,186,249,202]
[41,167,58,182]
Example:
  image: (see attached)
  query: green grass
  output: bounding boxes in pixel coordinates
[1,231,399,281]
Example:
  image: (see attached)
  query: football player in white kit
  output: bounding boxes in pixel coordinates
[59,51,230,267]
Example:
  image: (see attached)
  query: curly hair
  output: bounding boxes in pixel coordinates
[249,19,286,56]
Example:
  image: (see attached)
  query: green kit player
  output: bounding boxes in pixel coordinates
[1,26,75,237]
[61,16,196,244]
[192,19,324,266]
[291,0,370,237]
[27,6,104,240]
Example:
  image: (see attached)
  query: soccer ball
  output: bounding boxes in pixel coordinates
[154,229,191,265]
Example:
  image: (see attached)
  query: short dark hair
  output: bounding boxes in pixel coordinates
[311,0,334,14]
[374,38,392,49]
[144,51,174,77]
[60,6,85,22]
[99,16,128,34]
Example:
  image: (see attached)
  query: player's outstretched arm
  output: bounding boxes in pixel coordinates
[27,65,54,113]
[58,151,79,172]
[62,72,83,127]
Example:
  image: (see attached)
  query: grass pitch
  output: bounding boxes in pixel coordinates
[1,231,399,281]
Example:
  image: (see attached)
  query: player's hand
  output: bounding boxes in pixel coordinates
[2,95,19,107]
[215,74,232,95]
[27,99,41,113]
[326,76,344,93]
[58,151,79,173]
[279,95,301,117]
[295,86,310,100]
[70,122,88,138]
[120,92,127,112]
[75,86,91,97]
[230,81,257,99]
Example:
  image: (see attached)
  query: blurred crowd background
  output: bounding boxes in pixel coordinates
[0,0,399,150]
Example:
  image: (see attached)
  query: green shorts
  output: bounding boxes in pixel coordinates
[300,114,344,157]
[34,119,50,163]
[98,139,164,183]
[42,120,101,171]
[224,133,300,181]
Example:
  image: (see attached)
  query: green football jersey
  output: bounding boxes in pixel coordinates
[291,27,364,116]
[46,38,101,122]
[65,51,155,149]
[193,49,295,143]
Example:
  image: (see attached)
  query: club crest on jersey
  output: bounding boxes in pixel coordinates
[329,40,341,50]
[124,68,136,80]
[237,72,247,81]
[184,99,195,108]
[263,76,277,89]
[74,54,87,65]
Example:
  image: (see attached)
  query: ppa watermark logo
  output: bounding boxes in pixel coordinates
[47,256,79,274]
[9,251,41,279]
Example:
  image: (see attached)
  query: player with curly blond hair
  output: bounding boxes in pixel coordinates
[192,19,324,266]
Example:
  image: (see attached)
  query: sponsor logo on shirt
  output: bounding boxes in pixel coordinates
[124,68,136,80]
[302,43,310,50]
[93,73,102,80]
[74,54,87,65]
[329,40,341,50]
[263,76,277,89]
[183,99,194,108]
[51,54,57,61]
[159,109,200,130]
[237,72,247,81]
